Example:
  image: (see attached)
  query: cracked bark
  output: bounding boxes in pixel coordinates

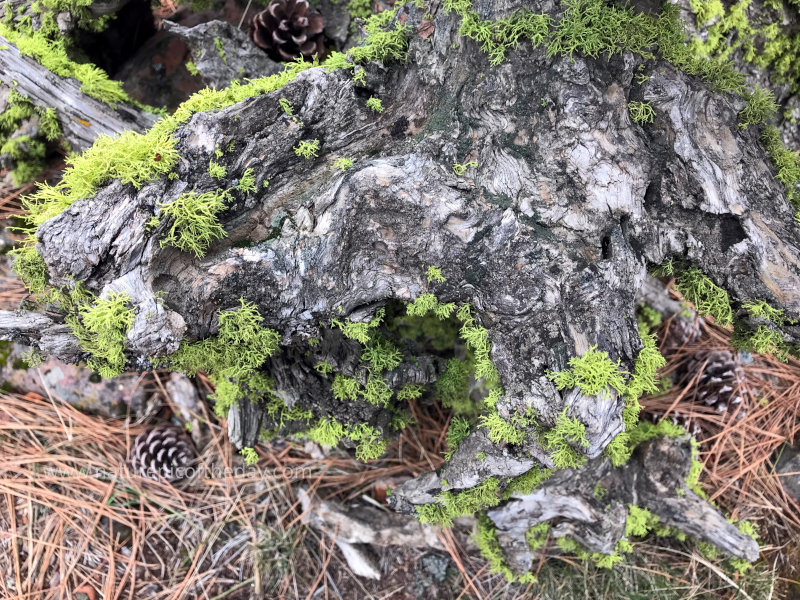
[1,0,796,570]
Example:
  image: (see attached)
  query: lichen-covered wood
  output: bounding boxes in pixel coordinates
[1,0,798,575]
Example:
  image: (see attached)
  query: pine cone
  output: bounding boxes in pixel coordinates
[130,424,197,481]
[684,349,746,415]
[251,0,325,62]
[660,314,703,351]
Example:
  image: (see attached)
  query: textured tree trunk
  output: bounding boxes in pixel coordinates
[1,0,795,572]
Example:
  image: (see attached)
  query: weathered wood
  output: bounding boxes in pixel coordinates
[1,0,797,567]
[0,34,158,151]
[487,435,759,572]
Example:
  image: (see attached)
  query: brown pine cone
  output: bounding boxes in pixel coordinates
[251,0,325,62]
[660,314,703,351]
[130,424,197,482]
[683,349,746,415]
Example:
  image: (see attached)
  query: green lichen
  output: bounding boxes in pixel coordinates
[294,139,320,159]
[151,188,231,258]
[157,298,280,390]
[540,408,588,469]
[366,96,384,112]
[452,160,477,176]
[474,513,516,580]
[240,447,259,465]
[503,465,554,499]
[333,157,354,171]
[417,478,500,527]
[0,22,132,107]
[426,265,446,283]
[674,268,733,327]
[186,61,200,76]
[208,160,227,179]
[738,85,778,127]
[16,8,409,256]
[443,0,551,66]
[330,374,359,399]
[279,97,294,115]
[214,36,226,62]
[436,358,474,415]
[314,360,334,376]
[526,522,550,551]
[628,100,655,124]
[547,346,627,398]
[443,415,471,460]
[762,126,800,216]
[237,168,257,193]
[332,308,384,344]
[67,291,135,378]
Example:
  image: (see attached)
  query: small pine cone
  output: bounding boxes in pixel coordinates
[251,0,325,62]
[660,314,703,351]
[684,349,746,415]
[130,424,197,481]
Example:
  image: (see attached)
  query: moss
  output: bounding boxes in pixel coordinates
[417,478,500,527]
[185,61,200,76]
[67,291,135,378]
[236,168,257,193]
[674,268,733,327]
[452,160,477,175]
[443,415,471,460]
[628,100,655,125]
[547,345,627,398]
[540,408,588,469]
[240,447,259,465]
[294,139,320,158]
[366,96,384,112]
[208,160,227,179]
[333,157,354,171]
[0,22,132,107]
[761,126,800,215]
[738,85,778,128]
[426,265,446,283]
[502,465,554,499]
[150,188,231,258]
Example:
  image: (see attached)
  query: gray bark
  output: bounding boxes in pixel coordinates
[487,435,759,572]
[0,34,158,152]
[1,0,797,570]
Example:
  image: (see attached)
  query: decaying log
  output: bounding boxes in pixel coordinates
[487,435,759,572]
[1,0,798,570]
[162,20,283,91]
[0,35,158,151]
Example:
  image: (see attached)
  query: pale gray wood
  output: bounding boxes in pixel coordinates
[0,34,157,151]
